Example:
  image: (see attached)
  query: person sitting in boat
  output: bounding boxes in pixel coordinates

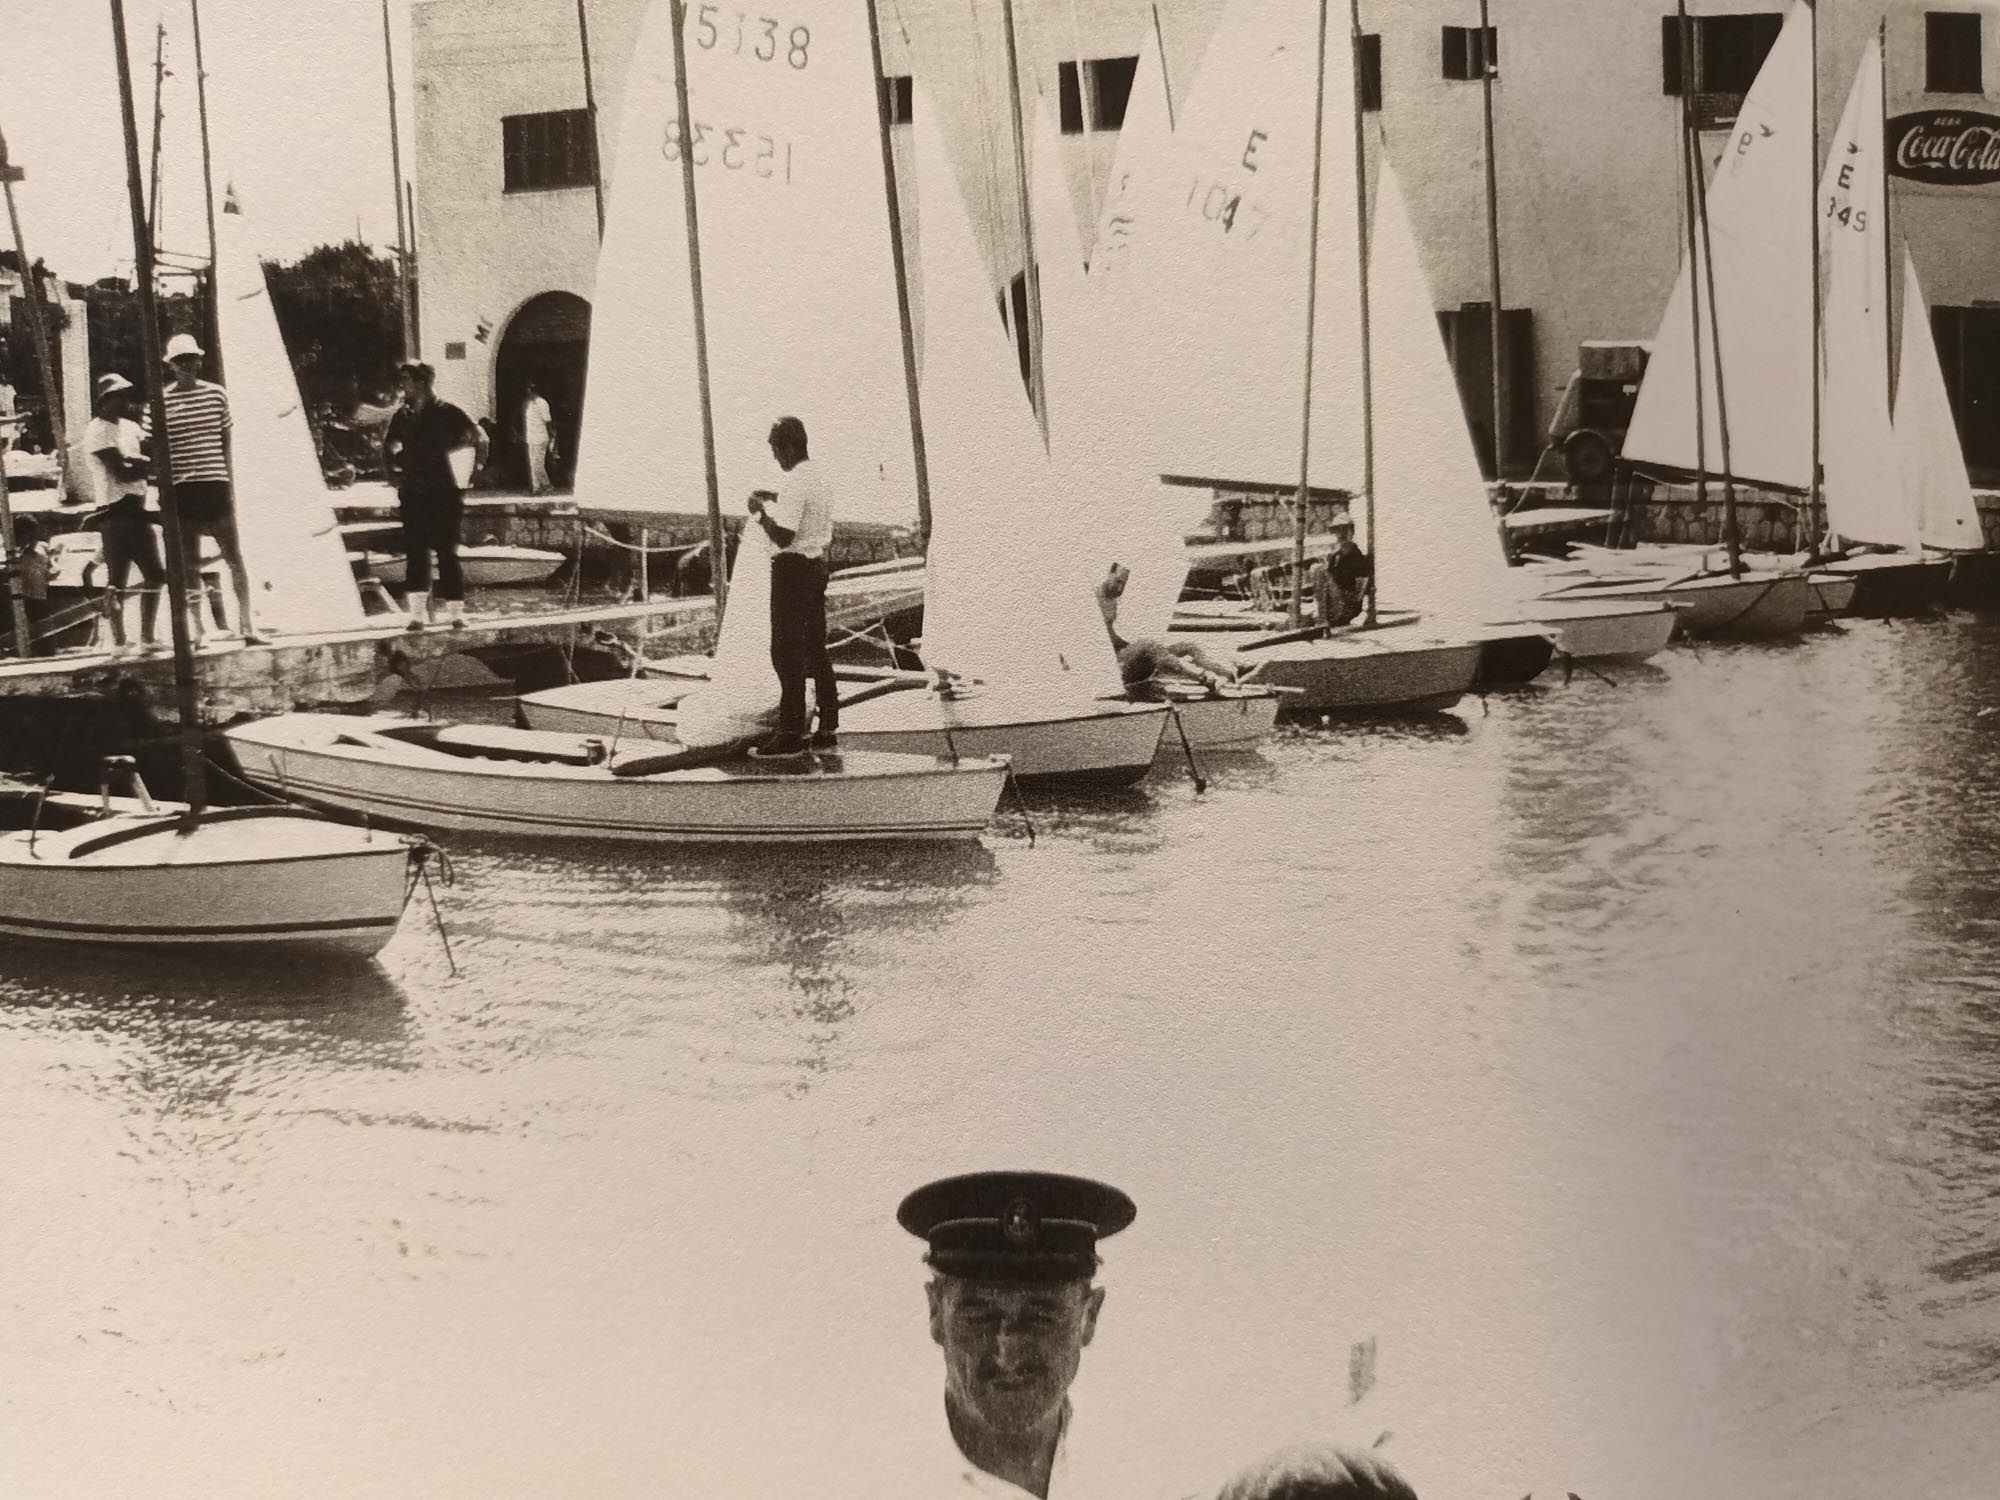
[3,514,50,657]
[1095,562,1234,696]
[79,371,166,656]
[1312,523,1372,628]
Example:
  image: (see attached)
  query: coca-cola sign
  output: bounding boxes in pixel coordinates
[1887,110,2000,186]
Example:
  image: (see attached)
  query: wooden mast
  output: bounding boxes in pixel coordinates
[190,0,225,382]
[666,0,728,624]
[1349,0,1378,625]
[1674,0,1713,557]
[109,0,207,816]
[1290,0,1332,630]
[999,0,1048,439]
[382,0,416,359]
[146,23,166,245]
[576,0,607,241]
[1806,0,1823,553]
[1689,94,1743,574]
[865,0,934,550]
[1477,0,1505,480]
[1149,3,1176,130]
[1880,16,1895,416]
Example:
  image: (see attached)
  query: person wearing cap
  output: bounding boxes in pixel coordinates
[1312,523,1372,629]
[382,360,487,630]
[143,332,265,644]
[898,1171,1136,1500]
[744,415,838,756]
[1214,1446,1419,1500]
[80,371,165,655]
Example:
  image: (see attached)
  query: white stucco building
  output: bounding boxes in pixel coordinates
[411,0,2000,480]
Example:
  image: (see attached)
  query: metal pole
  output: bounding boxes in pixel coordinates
[667,0,728,625]
[0,423,28,658]
[575,0,607,241]
[190,0,225,383]
[1806,0,1822,553]
[0,134,71,500]
[383,0,416,359]
[1689,94,1742,574]
[1150,3,1176,130]
[146,23,166,246]
[865,0,934,551]
[109,0,207,817]
[999,0,1047,439]
[1291,0,1331,631]
[1676,1,1709,534]
[1477,0,1505,480]
[1880,17,1895,416]
[1350,0,1378,626]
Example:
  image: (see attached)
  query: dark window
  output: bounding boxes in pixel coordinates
[501,109,598,193]
[1661,13,1784,98]
[883,73,914,124]
[1057,56,1141,134]
[1927,12,1984,94]
[1359,33,1382,112]
[1442,25,1498,81]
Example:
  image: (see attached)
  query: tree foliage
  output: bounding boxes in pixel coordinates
[262,241,406,413]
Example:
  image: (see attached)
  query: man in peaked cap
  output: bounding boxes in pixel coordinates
[899,1171,1136,1500]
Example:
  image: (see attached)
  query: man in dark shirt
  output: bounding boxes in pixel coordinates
[382,360,487,630]
[1313,523,1373,628]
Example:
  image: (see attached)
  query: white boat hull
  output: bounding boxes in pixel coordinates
[520,680,1172,786]
[225,714,1010,842]
[1509,599,1679,663]
[1156,688,1282,752]
[1227,634,1484,714]
[358,546,566,589]
[1539,571,1811,639]
[0,804,416,955]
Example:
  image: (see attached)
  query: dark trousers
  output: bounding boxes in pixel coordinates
[400,487,465,599]
[769,551,836,737]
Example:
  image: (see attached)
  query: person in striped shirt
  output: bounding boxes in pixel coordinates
[147,332,266,645]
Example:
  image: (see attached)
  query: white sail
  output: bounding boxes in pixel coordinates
[910,96,1119,693]
[1894,249,1984,551]
[1622,0,1816,491]
[210,196,367,635]
[1366,156,1520,622]
[1129,0,1364,495]
[1818,38,1916,551]
[573,0,917,528]
[1085,13,1174,283]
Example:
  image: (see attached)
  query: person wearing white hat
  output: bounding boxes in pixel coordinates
[144,332,265,645]
[81,371,165,655]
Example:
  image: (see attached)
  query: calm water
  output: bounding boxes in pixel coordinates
[5,617,1999,1500]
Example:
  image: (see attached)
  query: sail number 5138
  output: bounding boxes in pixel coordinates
[691,6,810,69]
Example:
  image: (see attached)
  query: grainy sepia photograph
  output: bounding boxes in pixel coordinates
[1,0,1996,1496]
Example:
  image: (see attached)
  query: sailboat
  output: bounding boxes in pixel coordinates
[1570,0,1814,638]
[0,0,425,957]
[234,0,1014,840]
[1028,81,1280,751]
[1811,33,1957,615]
[1894,248,1987,563]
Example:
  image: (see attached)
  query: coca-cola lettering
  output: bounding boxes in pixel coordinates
[1887,110,2000,186]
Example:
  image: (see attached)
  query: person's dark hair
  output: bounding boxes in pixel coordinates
[13,515,42,544]
[1215,1446,1418,1500]
[398,360,436,386]
[769,415,808,452]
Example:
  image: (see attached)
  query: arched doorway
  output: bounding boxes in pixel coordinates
[494,291,591,491]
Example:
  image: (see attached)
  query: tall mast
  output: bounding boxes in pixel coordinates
[1675,0,1710,538]
[576,0,607,241]
[190,0,225,381]
[999,0,1047,439]
[0,136,27,653]
[0,131,72,504]
[667,0,727,623]
[382,0,416,359]
[109,0,207,816]
[1149,3,1176,130]
[1688,93,1742,573]
[1349,0,1378,625]
[146,23,167,245]
[1880,16,1895,416]
[1477,0,1505,480]
[1807,0,1822,553]
[865,0,934,551]
[1291,0,1331,631]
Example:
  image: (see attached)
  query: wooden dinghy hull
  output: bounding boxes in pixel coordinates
[1227,633,1484,715]
[224,714,1010,843]
[1538,570,1811,640]
[1819,553,1953,617]
[0,799,418,955]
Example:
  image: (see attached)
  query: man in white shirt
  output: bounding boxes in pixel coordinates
[81,372,165,654]
[898,1172,1136,1500]
[521,381,556,495]
[745,415,838,756]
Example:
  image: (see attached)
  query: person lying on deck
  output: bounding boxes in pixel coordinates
[1096,562,1235,695]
